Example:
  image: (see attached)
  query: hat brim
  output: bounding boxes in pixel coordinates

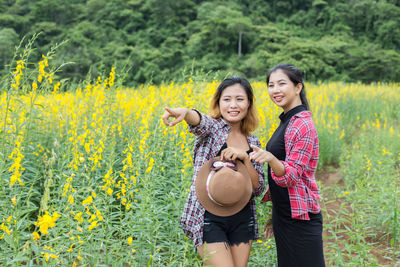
[195,158,252,217]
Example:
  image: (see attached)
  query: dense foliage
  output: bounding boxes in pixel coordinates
[1,0,400,85]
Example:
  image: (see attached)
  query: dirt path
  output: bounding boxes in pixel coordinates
[318,170,395,266]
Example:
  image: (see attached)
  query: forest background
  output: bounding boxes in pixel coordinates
[1,0,400,86]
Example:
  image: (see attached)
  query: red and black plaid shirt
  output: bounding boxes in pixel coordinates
[181,111,265,248]
[263,111,321,220]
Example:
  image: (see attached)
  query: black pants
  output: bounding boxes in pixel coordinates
[273,212,325,267]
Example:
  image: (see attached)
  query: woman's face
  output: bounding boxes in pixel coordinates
[219,83,250,124]
[267,69,302,113]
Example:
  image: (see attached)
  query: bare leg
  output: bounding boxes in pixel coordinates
[197,242,235,267]
[230,241,252,267]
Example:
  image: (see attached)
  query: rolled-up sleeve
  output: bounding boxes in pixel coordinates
[188,110,215,139]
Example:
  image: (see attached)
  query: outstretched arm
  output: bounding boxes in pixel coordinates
[162,107,200,127]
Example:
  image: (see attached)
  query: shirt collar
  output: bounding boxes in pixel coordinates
[279,105,307,123]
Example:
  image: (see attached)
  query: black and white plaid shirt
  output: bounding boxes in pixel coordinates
[180,111,265,248]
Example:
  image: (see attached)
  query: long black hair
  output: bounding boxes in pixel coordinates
[266,63,309,110]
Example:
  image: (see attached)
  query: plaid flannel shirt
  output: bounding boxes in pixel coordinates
[181,111,265,248]
[263,110,321,220]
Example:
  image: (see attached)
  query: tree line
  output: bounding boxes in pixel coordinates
[1,0,400,85]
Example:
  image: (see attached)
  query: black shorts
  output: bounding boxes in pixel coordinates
[203,202,256,246]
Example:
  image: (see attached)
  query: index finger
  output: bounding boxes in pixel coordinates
[164,107,176,115]
[220,149,227,161]
[250,145,261,152]
[162,112,172,126]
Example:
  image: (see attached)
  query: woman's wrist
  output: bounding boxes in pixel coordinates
[269,157,285,177]
[184,109,201,126]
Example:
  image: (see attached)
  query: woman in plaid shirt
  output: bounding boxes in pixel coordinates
[250,64,325,266]
[162,77,265,266]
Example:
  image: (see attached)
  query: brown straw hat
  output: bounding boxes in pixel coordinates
[195,157,252,217]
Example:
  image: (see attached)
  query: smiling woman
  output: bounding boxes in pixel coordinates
[162,76,265,267]
[250,63,325,267]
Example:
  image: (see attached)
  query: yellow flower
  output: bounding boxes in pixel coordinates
[53,212,61,219]
[32,232,40,240]
[82,195,93,205]
[1,223,12,235]
[8,135,25,187]
[145,157,154,173]
[84,142,91,154]
[88,220,98,231]
[127,236,133,245]
[67,243,75,252]
[68,195,74,204]
[107,187,113,196]
[74,212,83,224]
[43,253,50,262]
[34,211,60,235]
[41,246,58,262]
[108,67,115,87]
[77,250,83,260]
[53,82,61,92]
[96,209,103,221]
[32,82,38,91]
[88,214,96,222]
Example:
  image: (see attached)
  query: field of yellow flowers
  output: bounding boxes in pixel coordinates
[0,55,399,265]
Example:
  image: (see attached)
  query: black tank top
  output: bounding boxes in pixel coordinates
[217,143,253,157]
